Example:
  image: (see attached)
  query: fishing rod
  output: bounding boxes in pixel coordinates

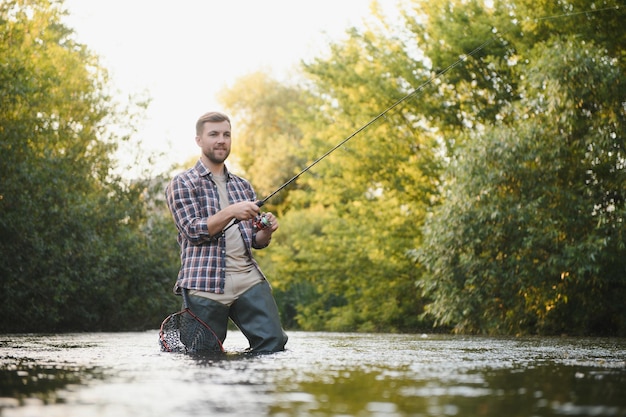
[226,4,621,232]
[254,37,499,211]
[222,37,492,234]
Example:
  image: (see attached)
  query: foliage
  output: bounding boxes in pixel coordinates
[0,0,179,332]
[218,71,313,210]
[218,7,441,332]
[415,0,626,335]
[219,0,626,336]
[421,38,626,334]
[3,0,625,336]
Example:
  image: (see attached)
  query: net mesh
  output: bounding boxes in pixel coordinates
[159,308,224,354]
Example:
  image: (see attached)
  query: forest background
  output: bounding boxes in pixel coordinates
[1,0,625,336]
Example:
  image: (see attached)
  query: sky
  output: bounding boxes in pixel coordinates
[62,0,391,177]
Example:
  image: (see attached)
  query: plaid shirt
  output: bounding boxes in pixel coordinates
[165,160,266,294]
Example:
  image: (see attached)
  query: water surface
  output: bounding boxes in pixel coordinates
[1,331,625,416]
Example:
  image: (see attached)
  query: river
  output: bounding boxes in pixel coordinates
[1,331,625,416]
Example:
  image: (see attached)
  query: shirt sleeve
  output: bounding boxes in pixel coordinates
[252,231,271,249]
[165,175,214,245]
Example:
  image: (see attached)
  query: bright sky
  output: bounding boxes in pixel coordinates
[62,0,389,177]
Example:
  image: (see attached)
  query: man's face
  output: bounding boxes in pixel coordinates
[196,120,231,164]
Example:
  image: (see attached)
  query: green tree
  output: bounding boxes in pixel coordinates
[398,0,625,150]
[209,0,625,335]
[418,11,626,334]
[264,9,439,332]
[287,0,626,334]
[0,0,179,332]
[218,71,312,210]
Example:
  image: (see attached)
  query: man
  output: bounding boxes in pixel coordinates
[165,111,287,353]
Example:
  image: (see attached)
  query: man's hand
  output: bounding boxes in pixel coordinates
[206,201,260,236]
[229,201,261,221]
[255,212,278,247]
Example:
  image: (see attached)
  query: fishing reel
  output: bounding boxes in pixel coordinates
[253,213,272,230]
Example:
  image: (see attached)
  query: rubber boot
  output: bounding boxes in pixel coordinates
[182,293,230,353]
[230,281,288,353]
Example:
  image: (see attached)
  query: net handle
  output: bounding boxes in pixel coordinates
[181,288,191,309]
[182,289,226,353]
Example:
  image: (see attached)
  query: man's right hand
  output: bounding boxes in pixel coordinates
[229,201,261,221]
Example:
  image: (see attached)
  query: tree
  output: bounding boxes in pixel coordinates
[260,10,439,332]
[419,27,626,333]
[284,0,626,335]
[0,0,180,332]
[217,71,312,211]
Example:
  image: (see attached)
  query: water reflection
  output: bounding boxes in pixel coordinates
[0,332,625,417]
[0,359,103,407]
[268,360,626,416]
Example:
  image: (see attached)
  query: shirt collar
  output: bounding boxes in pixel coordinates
[194,159,231,180]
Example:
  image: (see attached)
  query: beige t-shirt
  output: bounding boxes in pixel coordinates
[190,173,263,305]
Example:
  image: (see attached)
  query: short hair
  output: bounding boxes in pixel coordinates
[195,111,231,136]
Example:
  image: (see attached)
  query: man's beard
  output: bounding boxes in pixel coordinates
[205,147,230,164]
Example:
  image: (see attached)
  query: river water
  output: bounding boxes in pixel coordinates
[1,331,625,417]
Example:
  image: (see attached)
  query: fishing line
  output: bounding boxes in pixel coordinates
[256,36,495,208]
[222,39,495,234]
[532,5,620,23]
[225,3,621,233]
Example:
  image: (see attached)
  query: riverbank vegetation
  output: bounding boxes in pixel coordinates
[1,0,625,335]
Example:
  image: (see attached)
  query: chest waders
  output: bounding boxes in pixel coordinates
[184,281,287,353]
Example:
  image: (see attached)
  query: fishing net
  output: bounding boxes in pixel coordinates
[159,291,224,354]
